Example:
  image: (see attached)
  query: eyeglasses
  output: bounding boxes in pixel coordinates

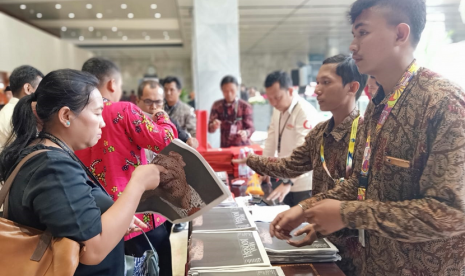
[142,99,163,106]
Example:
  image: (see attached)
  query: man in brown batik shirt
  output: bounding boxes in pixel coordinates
[243,55,368,276]
[270,1,465,275]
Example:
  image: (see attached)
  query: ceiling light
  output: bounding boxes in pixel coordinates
[86,4,92,9]
[96,13,103,19]
[151,4,157,9]
[102,36,107,41]
[122,36,128,41]
[145,36,150,40]
[88,26,94,32]
[112,27,118,32]
[55,4,61,9]
[121,4,127,9]
[36,13,42,18]
[68,13,75,19]
[79,36,84,41]
[20,4,26,10]
[128,13,134,19]
[61,26,67,32]
[154,13,161,18]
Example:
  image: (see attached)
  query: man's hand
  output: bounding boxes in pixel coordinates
[287,224,317,247]
[270,205,306,240]
[232,158,247,164]
[152,109,168,120]
[304,199,345,235]
[211,119,221,131]
[238,130,248,141]
[267,183,291,203]
[186,137,199,148]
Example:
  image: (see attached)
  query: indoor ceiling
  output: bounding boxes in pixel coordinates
[0,0,463,60]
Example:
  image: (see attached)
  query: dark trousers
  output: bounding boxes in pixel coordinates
[124,224,172,276]
[271,178,312,207]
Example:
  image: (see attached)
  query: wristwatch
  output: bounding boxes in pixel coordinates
[281,178,293,186]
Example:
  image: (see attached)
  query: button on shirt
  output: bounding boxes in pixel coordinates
[0,97,19,150]
[262,95,320,192]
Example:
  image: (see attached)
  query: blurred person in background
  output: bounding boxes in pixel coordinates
[258,71,319,207]
[240,84,249,102]
[137,79,198,149]
[4,86,13,102]
[0,65,43,150]
[366,76,379,98]
[209,75,255,148]
[76,57,177,276]
[163,76,197,137]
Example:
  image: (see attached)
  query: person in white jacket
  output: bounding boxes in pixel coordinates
[261,71,321,206]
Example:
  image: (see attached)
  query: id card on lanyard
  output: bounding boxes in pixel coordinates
[357,61,419,247]
[224,100,241,136]
[320,114,360,184]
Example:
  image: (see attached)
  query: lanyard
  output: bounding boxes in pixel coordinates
[277,102,299,153]
[223,99,239,124]
[320,115,360,183]
[356,60,419,247]
[39,132,110,197]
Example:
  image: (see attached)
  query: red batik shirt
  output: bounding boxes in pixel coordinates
[208,99,255,148]
[76,99,177,240]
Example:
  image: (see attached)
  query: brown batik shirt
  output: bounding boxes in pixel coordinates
[301,67,465,276]
[247,109,365,276]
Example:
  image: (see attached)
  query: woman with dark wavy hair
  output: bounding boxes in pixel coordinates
[0,69,165,276]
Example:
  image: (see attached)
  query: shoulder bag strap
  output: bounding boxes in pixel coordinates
[0,149,49,219]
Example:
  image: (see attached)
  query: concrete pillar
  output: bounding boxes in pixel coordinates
[192,0,240,148]
[326,37,340,58]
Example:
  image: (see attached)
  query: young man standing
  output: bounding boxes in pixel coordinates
[271,0,465,275]
[259,71,320,206]
[241,55,367,275]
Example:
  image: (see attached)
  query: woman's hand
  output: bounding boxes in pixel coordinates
[131,164,167,191]
[125,216,149,236]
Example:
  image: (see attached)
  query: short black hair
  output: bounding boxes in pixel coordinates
[163,76,182,90]
[264,71,292,90]
[81,57,120,86]
[349,0,426,47]
[322,54,368,100]
[9,65,44,97]
[5,86,11,92]
[138,80,161,98]
[220,75,238,88]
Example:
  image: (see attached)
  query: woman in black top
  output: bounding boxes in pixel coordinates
[0,69,166,276]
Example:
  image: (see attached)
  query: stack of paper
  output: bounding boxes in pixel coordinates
[187,267,285,276]
[255,222,341,264]
[188,231,271,274]
[192,207,256,232]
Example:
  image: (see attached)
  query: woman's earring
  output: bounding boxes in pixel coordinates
[66,121,70,126]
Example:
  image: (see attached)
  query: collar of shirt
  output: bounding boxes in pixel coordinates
[283,94,299,115]
[224,98,238,107]
[324,109,360,142]
[8,97,19,105]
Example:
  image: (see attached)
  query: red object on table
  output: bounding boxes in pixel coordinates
[195,110,208,151]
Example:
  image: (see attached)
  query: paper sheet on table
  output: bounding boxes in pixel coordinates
[249,205,290,222]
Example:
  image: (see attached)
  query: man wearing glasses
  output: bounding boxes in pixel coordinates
[137,79,198,149]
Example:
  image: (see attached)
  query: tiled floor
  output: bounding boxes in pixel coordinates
[170,227,188,276]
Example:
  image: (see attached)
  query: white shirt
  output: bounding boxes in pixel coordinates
[263,95,321,192]
[0,97,19,150]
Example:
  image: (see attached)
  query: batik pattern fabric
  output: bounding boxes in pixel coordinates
[302,68,465,276]
[164,100,197,137]
[76,100,177,241]
[208,99,255,148]
[247,109,364,275]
